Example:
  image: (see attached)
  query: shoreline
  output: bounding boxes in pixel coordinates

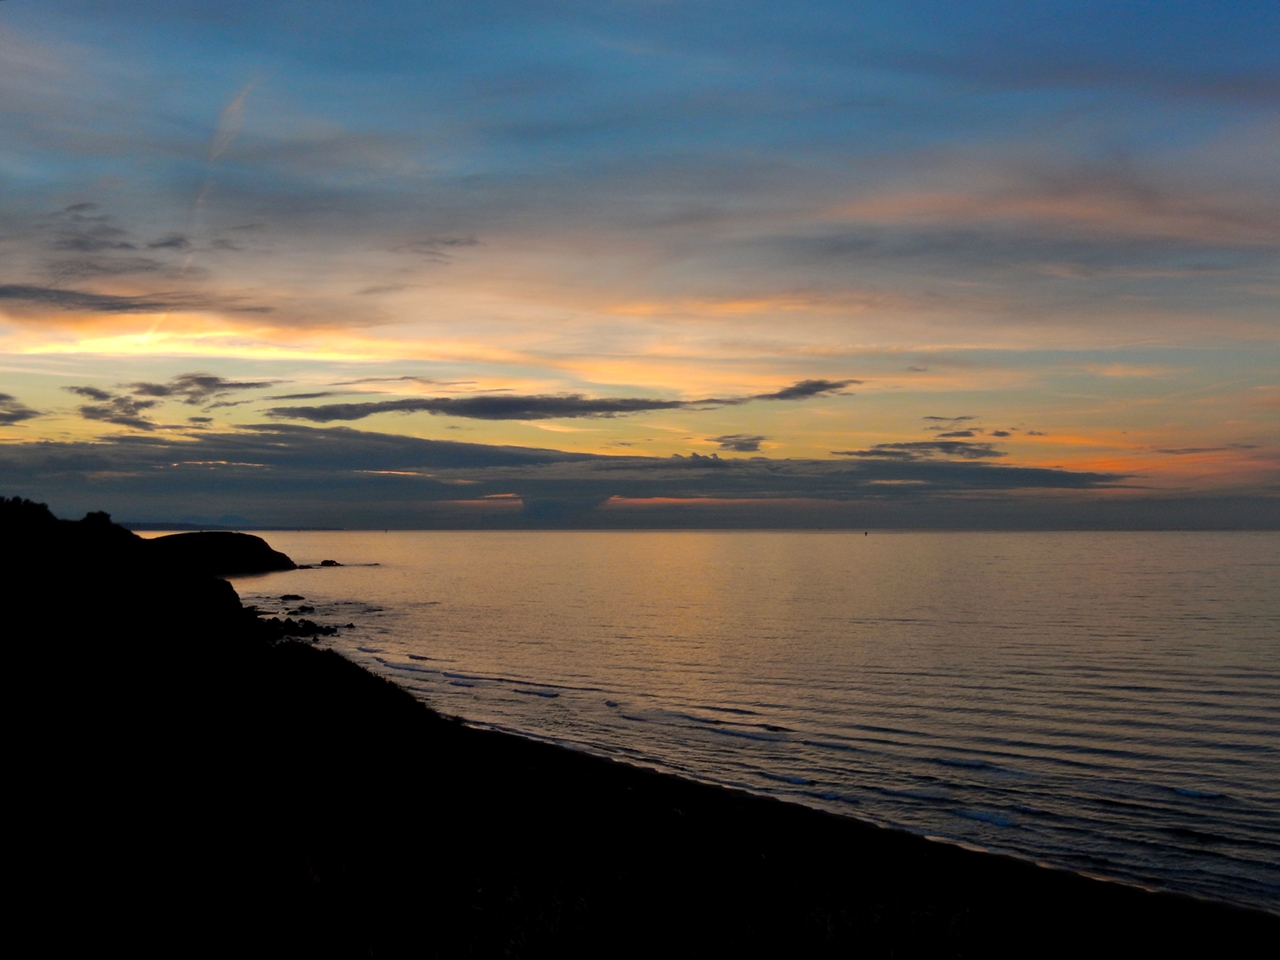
[296,682,1278,955]
[394,700,1280,912]
[5,498,1275,955]
[407,710,1276,916]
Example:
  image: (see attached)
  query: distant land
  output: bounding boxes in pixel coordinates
[110,494,1280,532]
[123,521,347,532]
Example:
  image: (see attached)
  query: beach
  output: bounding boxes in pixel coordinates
[6,499,1275,956]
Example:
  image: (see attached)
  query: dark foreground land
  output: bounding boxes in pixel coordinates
[5,497,1275,957]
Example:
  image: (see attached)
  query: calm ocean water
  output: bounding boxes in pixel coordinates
[222,531,1279,913]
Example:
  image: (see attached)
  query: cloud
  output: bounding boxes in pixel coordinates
[265,394,690,422]
[126,373,278,406]
[0,284,272,315]
[203,399,254,410]
[0,394,42,425]
[0,423,1123,527]
[832,441,1006,461]
[872,6,1280,106]
[0,285,178,314]
[147,234,191,250]
[50,234,135,253]
[66,389,161,431]
[64,385,114,402]
[21,420,1269,529]
[751,379,858,401]
[266,379,856,423]
[708,434,767,453]
[31,204,191,283]
[208,82,254,162]
[389,237,481,262]
[47,204,135,253]
[331,376,465,386]
[3,4,1274,527]
[49,257,173,282]
[1156,445,1259,455]
[62,373,280,430]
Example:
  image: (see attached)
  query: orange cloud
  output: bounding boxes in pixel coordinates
[829,184,1279,245]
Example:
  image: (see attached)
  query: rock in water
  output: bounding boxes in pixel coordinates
[149,530,296,576]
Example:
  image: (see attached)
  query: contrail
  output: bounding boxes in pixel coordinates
[208,82,253,162]
[181,81,256,275]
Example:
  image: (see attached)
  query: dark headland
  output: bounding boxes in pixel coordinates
[4,496,1274,956]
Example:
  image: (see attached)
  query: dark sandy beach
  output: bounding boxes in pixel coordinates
[5,497,1275,957]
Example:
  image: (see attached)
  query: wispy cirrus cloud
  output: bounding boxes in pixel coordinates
[1156,444,1259,455]
[388,236,480,262]
[208,82,253,162]
[331,376,474,386]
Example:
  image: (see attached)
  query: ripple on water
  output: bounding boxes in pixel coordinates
[235,530,1280,914]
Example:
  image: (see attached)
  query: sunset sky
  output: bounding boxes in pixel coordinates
[2,1,1277,526]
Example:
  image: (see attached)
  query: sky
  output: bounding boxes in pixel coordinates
[1,1,1278,527]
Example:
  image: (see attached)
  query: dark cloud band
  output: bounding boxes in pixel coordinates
[265,379,858,423]
[0,284,273,315]
[0,284,179,314]
[0,424,1123,519]
[266,394,691,422]
[832,441,1006,460]
[709,434,767,452]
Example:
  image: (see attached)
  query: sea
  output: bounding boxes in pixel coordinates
[213,530,1278,914]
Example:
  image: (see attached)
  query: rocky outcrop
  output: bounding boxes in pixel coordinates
[147,530,296,577]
